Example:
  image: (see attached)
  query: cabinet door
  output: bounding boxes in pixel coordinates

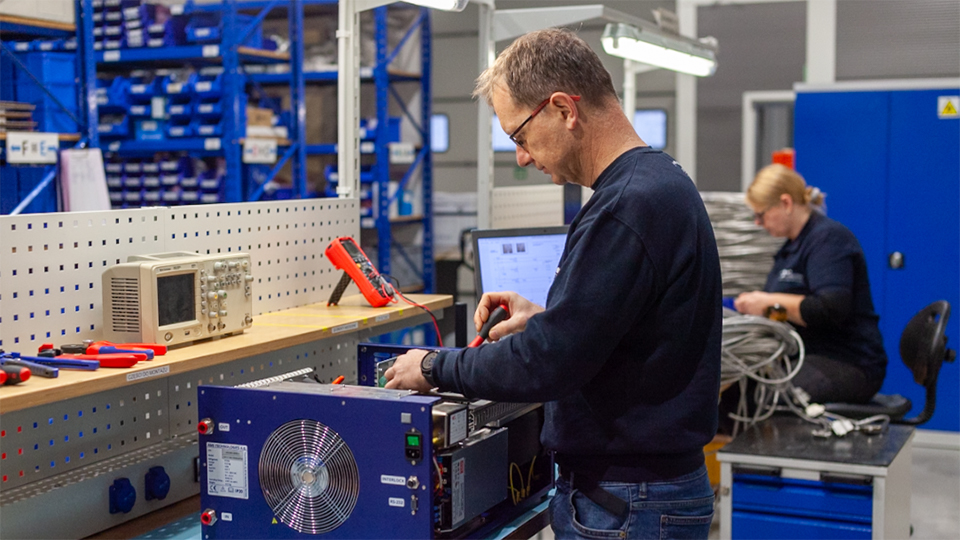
[794,91,891,320]
[885,88,960,431]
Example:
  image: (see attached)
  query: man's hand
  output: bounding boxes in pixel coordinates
[474,292,544,341]
[384,349,434,392]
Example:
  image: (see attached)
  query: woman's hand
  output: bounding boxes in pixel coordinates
[734,291,773,316]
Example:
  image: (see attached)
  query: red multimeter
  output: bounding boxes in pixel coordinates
[325,237,396,307]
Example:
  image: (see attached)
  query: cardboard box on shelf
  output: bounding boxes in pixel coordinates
[245,106,273,127]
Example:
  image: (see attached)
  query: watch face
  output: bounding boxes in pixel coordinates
[421,352,435,371]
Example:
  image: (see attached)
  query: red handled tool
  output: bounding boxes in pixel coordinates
[0,370,6,384]
[1,364,31,385]
[1,356,58,378]
[469,305,510,347]
[87,340,167,356]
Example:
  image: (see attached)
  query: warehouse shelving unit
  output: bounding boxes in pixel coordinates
[0,7,98,214]
[247,3,435,293]
[87,0,306,205]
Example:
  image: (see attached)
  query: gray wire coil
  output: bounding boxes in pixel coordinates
[700,191,783,297]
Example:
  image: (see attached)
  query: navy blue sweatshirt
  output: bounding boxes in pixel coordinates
[764,211,887,383]
[433,147,722,481]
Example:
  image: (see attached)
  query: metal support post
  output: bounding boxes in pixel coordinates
[420,8,434,293]
[337,0,362,199]
[78,0,98,147]
[289,0,307,197]
[222,0,243,202]
[476,0,495,229]
[374,6,391,274]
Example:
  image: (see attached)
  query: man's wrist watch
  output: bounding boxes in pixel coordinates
[420,351,439,387]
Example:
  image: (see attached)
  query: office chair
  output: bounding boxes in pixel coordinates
[824,300,955,425]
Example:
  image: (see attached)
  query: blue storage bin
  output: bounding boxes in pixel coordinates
[14,52,79,132]
[361,117,401,142]
[109,191,124,203]
[142,162,160,174]
[128,104,150,117]
[123,160,141,174]
[106,176,123,189]
[99,115,130,137]
[128,78,161,99]
[193,119,223,137]
[167,103,192,117]
[104,9,122,23]
[160,173,180,186]
[104,23,123,37]
[195,99,223,117]
[186,13,261,48]
[122,175,142,189]
[162,73,195,96]
[105,161,123,174]
[135,120,165,141]
[167,120,193,138]
[142,190,162,203]
[146,16,187,47]
[123,190,142,203]
[161,189,181,203]
[180,190,199,203]
[193,73,222,98]
[96,78,130,111]
[31,40,63,52]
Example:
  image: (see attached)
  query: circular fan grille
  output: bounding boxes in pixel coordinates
[259,419,360,534]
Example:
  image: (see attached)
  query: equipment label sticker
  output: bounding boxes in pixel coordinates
[126,365,170,382]
[206,443,249,499]
[388,497,405,508]
[332,322,359,334]
[452,458,465,525]
[938,96,959,119]
[375,314,390,322]
[381,475,406,486]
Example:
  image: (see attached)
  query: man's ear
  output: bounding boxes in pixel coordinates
[551,92,579,129]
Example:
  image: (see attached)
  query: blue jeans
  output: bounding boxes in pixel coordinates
[550,465,714,539]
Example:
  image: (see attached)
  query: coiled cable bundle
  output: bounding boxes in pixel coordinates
[721,309,805,435]
[700,191,783,297]
[722,309,891,437]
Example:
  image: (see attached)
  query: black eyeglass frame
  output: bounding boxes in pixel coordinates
[507,95,581,149]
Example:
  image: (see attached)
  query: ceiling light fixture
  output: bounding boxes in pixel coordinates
[601,22,718,77]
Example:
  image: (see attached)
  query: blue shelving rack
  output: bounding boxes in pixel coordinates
[0,5,98,214]
[86,0,307,204]
[246,4,435,293]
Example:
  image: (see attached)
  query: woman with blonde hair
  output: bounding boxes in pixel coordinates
[735,164,887,404]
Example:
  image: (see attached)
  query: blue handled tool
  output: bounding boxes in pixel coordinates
[5,352,99,371]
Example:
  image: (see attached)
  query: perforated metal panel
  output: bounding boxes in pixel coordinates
[0,208,166,349]
[0,377,169,491]
[0,200,360,348]
[491,185,563,229]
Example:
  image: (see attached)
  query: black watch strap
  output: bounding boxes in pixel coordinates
[421,351,439,387]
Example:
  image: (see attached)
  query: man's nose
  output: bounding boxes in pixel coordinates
[515,145,532,167]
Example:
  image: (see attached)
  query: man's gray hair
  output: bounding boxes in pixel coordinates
[474,28,618,109]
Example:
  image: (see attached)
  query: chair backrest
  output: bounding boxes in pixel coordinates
[900,300,952,387]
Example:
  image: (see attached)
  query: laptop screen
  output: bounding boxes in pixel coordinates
[472,226,569,307]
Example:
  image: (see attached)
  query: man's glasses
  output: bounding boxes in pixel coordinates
[508,95,580,149]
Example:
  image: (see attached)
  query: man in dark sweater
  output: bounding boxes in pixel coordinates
[385,29,722,539]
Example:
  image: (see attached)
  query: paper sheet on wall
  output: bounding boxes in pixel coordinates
[60,148,111,211]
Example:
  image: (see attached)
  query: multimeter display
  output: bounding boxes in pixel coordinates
[325,237,395,307]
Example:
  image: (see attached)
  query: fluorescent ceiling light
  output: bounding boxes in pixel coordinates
[408,0,469,11]
[601,23,717,77]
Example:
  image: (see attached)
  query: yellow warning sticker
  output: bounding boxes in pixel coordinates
[938,96,959,119]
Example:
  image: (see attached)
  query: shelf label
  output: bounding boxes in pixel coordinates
[103,50,121,62]
[389,142,415,164]
[204,138,222,151]
[5,132,59,164]
[196,82,212,92]
[202,45,220,58]
[151,97,166,119]
[243,138,278,164]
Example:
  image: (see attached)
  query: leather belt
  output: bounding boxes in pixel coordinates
[569,472,629,522]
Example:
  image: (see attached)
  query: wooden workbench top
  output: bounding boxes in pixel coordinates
[0,294,452,413]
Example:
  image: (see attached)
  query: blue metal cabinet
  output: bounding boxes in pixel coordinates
[794,81,960,432]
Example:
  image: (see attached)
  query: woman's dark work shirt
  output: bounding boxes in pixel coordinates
[764,211,887,383]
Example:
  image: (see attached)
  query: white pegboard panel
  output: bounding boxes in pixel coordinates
[159,200,360,315]
[0,200,361,348]
[0,378,170,491]
[491,185,564,229]
[0,208,167,349]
